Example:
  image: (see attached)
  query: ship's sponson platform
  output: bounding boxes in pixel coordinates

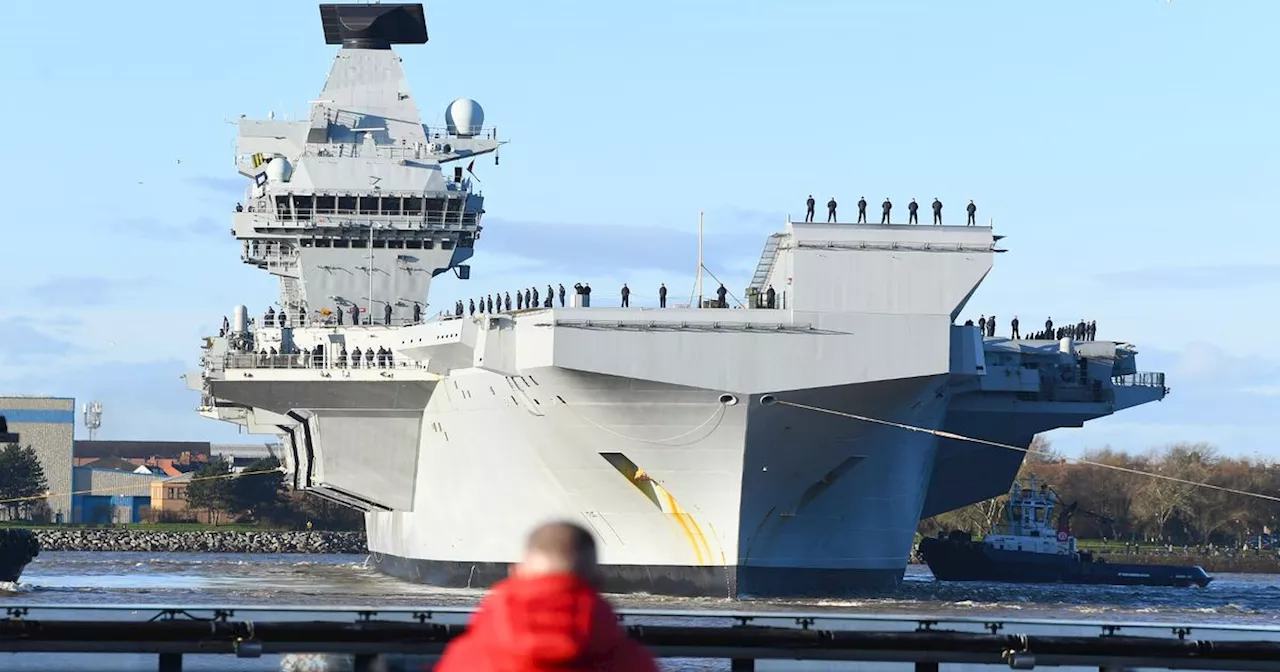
[373,553,900,598]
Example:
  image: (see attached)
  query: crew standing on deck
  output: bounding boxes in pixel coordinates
[908,199,919,224]
[967,200,977,225]
[716,283,728,308]
[658,283,667,308]
[805,195,815,222]
[531,286,539,308]
[987,314,997,337]
[504,292,512,312]
[546,285,554,308]
[524,287,532,309]
[979,315,987,335]
[384,302,392,325]
[827,197,838,222]
[881,198,893,224]
[1011,315,1020,339]
[766,284,776,308]
[558,283,566,307]
[933,198,943,225]
[621,283,630,307]
[469,298,476,316]
[857,197,868,223]
[516,290,524,310]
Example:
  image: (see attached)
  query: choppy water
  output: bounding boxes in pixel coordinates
[3,552,1280,671]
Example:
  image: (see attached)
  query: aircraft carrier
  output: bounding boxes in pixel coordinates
[191,3,1170,598]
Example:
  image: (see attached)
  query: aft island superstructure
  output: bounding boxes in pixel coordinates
[191,3,1170,597]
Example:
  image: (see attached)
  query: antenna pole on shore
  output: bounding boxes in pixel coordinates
[697,211,704,309]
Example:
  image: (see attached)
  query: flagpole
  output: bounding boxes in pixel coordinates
[697,211,704,309]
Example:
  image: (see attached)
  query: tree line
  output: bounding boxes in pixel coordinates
[920,438,1280,546]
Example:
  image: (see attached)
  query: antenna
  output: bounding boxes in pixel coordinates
[697,211,704,309]
[82,400,103,441]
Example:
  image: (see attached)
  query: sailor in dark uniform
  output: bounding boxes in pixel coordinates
[827,197,838,223]
[558,283,566,307]
[967,200,977,225]
[384,303,392,325]
[504,292,512,312]
[516,291,524,310]
[546,285,554,308]
[987,315,996,337]
[1045,317,1053,335]
[524,287,532,309]
[881,198,893,224]
[978,315,987,335]
[805,195,815,222]
[716,283,728,308]
[351,346,362,368]
[469,298,476,316]
[932,198,943,225]
[1011,316,1020,339]
[621,283,630,307]
[908,199,919,224]
[532,286,540,307]
[658,283,667,308]
[857,197,867,223]
[766,284,776,308]
[487,295,494,313]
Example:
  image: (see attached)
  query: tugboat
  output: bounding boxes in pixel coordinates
[0,528,39,583]
[918,476,1212,587]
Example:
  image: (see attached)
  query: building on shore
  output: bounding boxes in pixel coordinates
[0,396,75,523]
[70,466,161,523]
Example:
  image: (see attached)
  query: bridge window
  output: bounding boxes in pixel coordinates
[358,197,378,215]
[291,196,314,221]
[404,197,424,216]
[316,196,336,215]
[337,196,357,214]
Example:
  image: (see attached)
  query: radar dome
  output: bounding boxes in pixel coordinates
[445,98,484,137]
[265,155,292,183]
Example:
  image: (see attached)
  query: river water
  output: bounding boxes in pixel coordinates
[3,552,1280,671]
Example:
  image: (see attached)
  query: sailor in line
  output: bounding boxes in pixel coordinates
[908,198,919,225]
[716,283,728,308]
[857,197,867,223]
[881,198,893,224]
[827,197,838,223]
[967,200,978,225]
[932,198,943,225]
[766,284,776,308]
[546,285,554,308]
[504,291,512,312]
[516,290,524,310]
[524,287,532,309]
[558,283,566,307]
[658,283,667,308]
[620,283,630,307]
[805,195,815,222]
[469,298,476,316]
[1011,315,1020,339]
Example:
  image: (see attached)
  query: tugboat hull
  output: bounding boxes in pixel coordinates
[0,529,39,583]
[918,535,1212,588]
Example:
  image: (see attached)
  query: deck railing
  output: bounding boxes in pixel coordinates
[1113,371,1166,388]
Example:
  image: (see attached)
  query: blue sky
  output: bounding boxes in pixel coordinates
[1,1,1277,457]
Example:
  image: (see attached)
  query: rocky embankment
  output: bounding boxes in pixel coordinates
[32,529,368,555]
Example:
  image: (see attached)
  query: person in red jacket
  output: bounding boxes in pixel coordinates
[433,521,659,672]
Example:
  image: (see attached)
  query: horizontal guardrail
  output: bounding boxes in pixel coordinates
[4,604,1280,671]
[1113,371,1166,388]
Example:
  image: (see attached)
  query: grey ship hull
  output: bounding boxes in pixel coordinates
[362,367,947,597]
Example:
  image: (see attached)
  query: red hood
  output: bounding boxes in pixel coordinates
[467,573,629,669]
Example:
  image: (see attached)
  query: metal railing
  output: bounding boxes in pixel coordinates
[220,353,430,372]
[3,603,1280,671]
[1113,371,1166,388]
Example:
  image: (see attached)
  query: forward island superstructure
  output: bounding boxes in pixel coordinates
[191,3,1170,597]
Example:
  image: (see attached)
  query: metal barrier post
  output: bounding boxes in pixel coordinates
[158,652,182,672]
